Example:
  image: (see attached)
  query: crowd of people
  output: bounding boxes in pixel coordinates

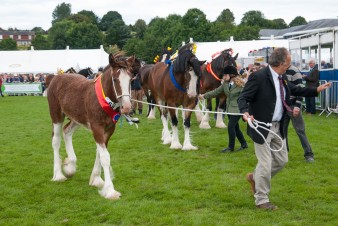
[0,73,47,96]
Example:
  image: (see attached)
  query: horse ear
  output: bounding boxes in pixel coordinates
[199,60,206,65]
[234,53,239,60]
[128,55,136,65]
[109,53,117,67]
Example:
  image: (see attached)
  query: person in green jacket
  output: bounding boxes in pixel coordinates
[199,69,248,153]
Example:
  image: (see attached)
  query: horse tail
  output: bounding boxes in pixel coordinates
[45,74,55,88]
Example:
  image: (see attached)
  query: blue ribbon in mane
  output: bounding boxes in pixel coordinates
[169,64,186,92]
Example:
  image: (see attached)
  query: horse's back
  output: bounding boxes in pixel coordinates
[47,74,94,123]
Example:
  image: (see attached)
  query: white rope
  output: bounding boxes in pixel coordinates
[131,99,284,152]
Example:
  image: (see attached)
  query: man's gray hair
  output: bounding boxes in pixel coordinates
[268,47,289,67]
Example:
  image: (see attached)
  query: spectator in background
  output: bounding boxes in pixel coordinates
[27,74,35,83]
[284,65,315,162]
[5,74,13,83]
[321,60,328,69]
[303,58,319,115]
[13,74,20,83]
[130,75,144,115]
[0,74,4,97]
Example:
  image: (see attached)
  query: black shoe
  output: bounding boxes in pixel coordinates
[237,144,248,151]
[220,147,234,153]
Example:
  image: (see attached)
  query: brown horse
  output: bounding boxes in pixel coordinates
[47,52,136,200]
[138,48,173,119]
[197,49,238,129]
[147,43,205,150]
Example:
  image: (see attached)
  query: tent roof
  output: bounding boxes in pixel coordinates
[0,46,109,74]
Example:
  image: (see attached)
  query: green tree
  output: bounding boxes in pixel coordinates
[31,27,46,34]
[31,33,50,50]
[0,38,17,50]
[100,11,123,31]
[68,22,103,49]
[271,18,288,29]
[180,8,210,42]
[289,16,307,27]
[132,19,147,39]
[233,25,260,41]
[66,14,92,24]
[240,10,266,27]
[105,20,131,49]
[216,9,235,25]
[52,2,71,24]
[78,10,99,26]
[48,20,75,49]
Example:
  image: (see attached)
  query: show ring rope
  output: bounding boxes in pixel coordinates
[131,99,284,152]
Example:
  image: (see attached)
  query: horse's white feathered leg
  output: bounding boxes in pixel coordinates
[161,114,172,144]
[52,123,67,181]
[199,112,211,129]
[89,149,104,188]
[215,107,227,128]
[63,121,80,177]
[96,143,121,200]
[194,104,203,122]
[147,107,156,119]
[182,126,198,150]
[170,125,182,149]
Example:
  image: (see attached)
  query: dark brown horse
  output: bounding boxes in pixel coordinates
[197,49,238,129]
[47,52,136,200]
[138,47,173,119]
[147,43,205,150]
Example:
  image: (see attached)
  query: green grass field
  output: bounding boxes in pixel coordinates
[0,96,337,225]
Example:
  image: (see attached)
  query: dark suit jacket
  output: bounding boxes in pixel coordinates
[238,66,318,144]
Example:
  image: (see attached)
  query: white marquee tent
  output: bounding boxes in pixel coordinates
[194,38,290,65]
[0,45,109,74]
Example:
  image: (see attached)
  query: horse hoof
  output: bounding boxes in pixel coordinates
[182,145,198,151]
[170,143,183,149]
[63,158,76,177]
[199,124,211,129]
[89,176,104,188]
[100,188,121,200]
[52,174,67,181]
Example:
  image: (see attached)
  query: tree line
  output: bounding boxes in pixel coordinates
[1,2,307,63]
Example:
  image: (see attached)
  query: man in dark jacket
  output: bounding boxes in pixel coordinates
[303,58,319,114]
[238,48,331,210]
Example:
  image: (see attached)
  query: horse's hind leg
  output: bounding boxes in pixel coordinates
[62,120,80,177]
[199,99,212,129]
[215,98,227,128]
[52,122,67,181]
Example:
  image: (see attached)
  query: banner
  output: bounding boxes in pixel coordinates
[3,83,42,94]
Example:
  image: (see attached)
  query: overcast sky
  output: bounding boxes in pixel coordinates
[1,0,337,30]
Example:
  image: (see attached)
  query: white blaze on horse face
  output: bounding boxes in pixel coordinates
[118,69,132,114]
[187,69,198,98]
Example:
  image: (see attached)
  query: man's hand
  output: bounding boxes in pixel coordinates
[317,82,331,93]
[242,112,254,122]
[292,107,300,117]
[198,94,204,100]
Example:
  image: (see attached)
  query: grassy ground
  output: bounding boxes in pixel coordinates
[0,96,337,225]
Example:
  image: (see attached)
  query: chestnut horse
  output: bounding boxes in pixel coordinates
[47,52,136,200]
[197,49,238,129]
[147,43,205,150]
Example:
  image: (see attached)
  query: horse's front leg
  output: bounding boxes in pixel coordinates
[215,97,227,128]
[89,149,104,188]
[169,108,182,149]
[183,111,198,150]
[96,143,121,200]
[199,98,212,129]
[159,103,171,144]
[52,122,67,181]
[62,121,80,177]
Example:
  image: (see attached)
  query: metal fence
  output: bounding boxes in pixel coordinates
[318,80,338,117]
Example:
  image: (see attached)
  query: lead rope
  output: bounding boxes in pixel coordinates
[132,98,284,152]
